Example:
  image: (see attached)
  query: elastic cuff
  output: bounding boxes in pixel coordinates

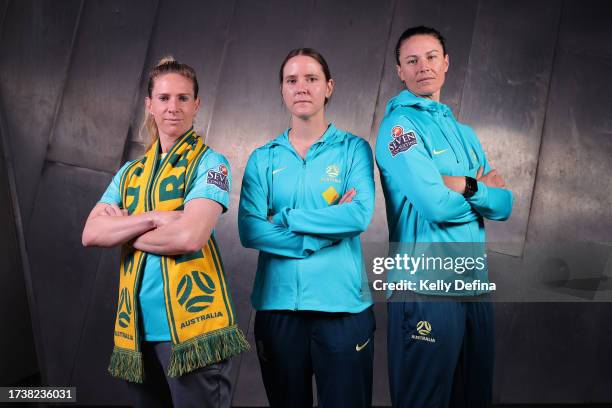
[303,234,334,252]
[271,207,290,228]
[467,181,488,206]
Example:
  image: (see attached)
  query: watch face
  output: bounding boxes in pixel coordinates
[464,177,477,198]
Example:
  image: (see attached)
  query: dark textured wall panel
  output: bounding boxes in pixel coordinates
[524,1,612,245]
[0,102,38,384]
[499,303,602,403]
[558,0,612,58]
[527,56,612,243]
[46,0,156,172]
[458,0,560,252]
[499,2,612,400]
[70,249,131,405]
[0,0,81,227]
[590,303,612,402]
[27,163,111,385]
[0,0,6,26]
[203,0,314,404]
[307,0,392,140]
[126,0,236,159]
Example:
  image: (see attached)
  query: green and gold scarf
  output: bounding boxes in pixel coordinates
[108,128,249,382]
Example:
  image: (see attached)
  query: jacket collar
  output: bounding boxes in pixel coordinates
[267,123,345,149]
[384,89,452,116]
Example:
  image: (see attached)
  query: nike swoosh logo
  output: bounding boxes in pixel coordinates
[355,338,371,352]
[272,167,286,175]
[433,149,448,155]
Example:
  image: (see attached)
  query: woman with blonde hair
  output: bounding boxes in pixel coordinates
[82,56,248,408]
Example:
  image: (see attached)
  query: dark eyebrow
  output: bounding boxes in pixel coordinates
[405,49,440,59]
[154,92,191,96]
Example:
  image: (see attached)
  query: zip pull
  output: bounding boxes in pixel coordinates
[433,117,460,164]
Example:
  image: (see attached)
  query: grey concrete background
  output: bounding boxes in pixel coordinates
[1,0,611,405]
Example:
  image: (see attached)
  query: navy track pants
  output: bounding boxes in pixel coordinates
[387,295,494,408]
[254,307,375,408]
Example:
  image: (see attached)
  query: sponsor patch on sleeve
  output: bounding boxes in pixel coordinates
[388,125,418,157]
[206,164,230,192]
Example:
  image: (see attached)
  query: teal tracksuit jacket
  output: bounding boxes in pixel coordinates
[239,124,375,312]
[375,90,513,295]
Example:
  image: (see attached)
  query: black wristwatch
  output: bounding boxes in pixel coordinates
[463,176,478,198]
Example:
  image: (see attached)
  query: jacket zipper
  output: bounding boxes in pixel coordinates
[295,159,308,310]
[436,111,478,245]
[431,109,460,164]
[279,137,328,310]
[444,113,478,245]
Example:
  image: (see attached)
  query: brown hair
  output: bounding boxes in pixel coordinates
[395,26,447,65]
[279,48,332,105]
[140,56,199,150]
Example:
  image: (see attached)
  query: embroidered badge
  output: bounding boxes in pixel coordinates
[326,164,340,178]
[388,126,418,157]
[321,164,341,184]
[207,165,229,192]
[322,186,340,205]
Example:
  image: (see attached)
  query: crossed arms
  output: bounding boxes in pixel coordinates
[376,117,513,224]
[238,139,375,258]
[81,198,222,256]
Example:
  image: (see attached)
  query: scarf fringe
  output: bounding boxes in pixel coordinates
[108,347,144,383]
[167,325,250,377]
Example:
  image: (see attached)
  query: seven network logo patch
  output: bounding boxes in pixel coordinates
[177,270,216,313]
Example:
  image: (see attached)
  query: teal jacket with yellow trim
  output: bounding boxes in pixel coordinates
[239,124,375,312]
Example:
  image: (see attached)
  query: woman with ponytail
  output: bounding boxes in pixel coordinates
[82,57,248,408]
[238,48,376,408]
